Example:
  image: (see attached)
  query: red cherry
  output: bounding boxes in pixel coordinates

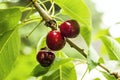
[46,30,66,51]
[59,20,80,38]
[37,50,55,67]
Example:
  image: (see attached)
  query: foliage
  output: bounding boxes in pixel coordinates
[0,8,21,80]
[0,0,119,80]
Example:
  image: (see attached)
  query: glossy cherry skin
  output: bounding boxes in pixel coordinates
[59,20,80,38]
[46,30,66,51]
[37,50,55,67]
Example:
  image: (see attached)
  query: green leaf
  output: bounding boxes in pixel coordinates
[32,64,50,77]
[54,0,91,27]
[37,35,46,52]
[0,8,21,35]
[0,28,20,80]
[89,47,100,62]
[49,58,73,71]
[115,38,120,43]
[87,58,97,71]
[100,44,108,57]
[54,0,92,46]
[101,36,120,60]
[98,57,104,64]
[32,57,73,77]
[42,62,77,80]
[5,51,37,80]
[101,71,116,80]
[81,26,91,46]
[94,29,109,40]
[94,78,101,80]
[0,8,21,80]
[87,47,99,71]
[32,51,73,77]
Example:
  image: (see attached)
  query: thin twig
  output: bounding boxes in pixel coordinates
[81,66,88,80]
[66,39,87,58]
[30,0,57,30]
[26,21,43,38]
[98,63,110,73]
[30,0,52,21]
[48,1,54,14]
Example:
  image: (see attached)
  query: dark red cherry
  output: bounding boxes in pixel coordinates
[59,20,80,38]
[37,50,55,67]
[46,30,66,51]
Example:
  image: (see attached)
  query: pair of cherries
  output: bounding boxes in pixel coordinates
[47,20,80,51]
[37,20,80,67]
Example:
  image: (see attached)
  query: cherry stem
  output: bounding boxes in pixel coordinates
[26,21,42,38]
[30,0,117,78]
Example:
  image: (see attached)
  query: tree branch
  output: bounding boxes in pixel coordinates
[98,63,110,73]
[30,0,87,58]
[30,0,51,21]
[30,0,57,30]
[66,39,87,58]
[30,0,117,79]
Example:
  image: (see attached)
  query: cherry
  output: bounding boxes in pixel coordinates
[37,50,55,67]
[59,20,80,38]
[46,30,66,51]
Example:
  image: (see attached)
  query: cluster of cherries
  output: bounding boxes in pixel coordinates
[36,20,80,67]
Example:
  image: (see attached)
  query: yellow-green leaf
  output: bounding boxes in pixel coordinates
[101,36,120,60]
